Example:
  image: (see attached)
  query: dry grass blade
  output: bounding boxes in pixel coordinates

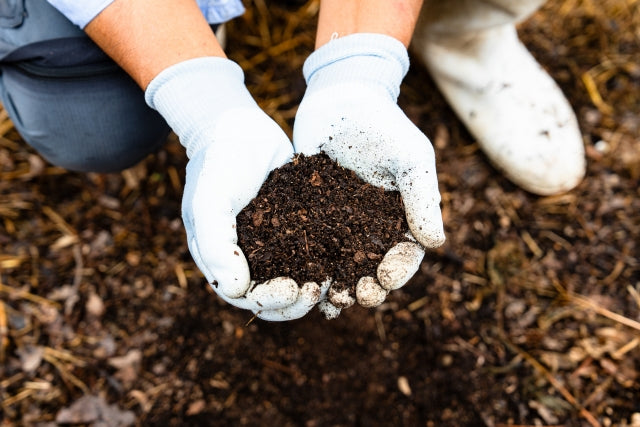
[551,279,640,332]
[42,205,77,237]
[407,296,428,311]
[582,71,614,115]
[0,282,61,308]
[569,292,640,332]
[44,347,87,367]
[0,194,33,218]
[627,285,640,308]
[1,388,34,408]
[612,338,639,359]
[0,114,14,137]
[0,254,24,269]
[501,338,602,427]
[0,301,8,363]
[42,349,89,394]
[520,230,543,258]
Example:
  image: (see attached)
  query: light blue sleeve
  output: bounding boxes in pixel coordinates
[197,0,245,24]
[46,0,245,29]
[46,0,115,29]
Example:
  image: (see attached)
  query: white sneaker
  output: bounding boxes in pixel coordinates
[411,24,586,195]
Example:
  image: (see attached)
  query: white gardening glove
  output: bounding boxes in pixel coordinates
[293,34,446,318]
[145,57,326,321]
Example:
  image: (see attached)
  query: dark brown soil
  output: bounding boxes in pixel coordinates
[1,1,639,426]
[236,153,408,289]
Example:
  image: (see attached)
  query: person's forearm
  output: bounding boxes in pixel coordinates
[84,0,226,89]
[316,0,424,48]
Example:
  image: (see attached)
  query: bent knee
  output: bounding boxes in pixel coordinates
[0,66,171,173]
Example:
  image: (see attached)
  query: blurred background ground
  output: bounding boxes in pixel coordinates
[1,0,639,425]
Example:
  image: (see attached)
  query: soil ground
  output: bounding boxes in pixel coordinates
[1,0,639,426]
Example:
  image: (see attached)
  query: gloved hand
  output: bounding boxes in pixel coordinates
[145,57,327,321]
[293,34,446,318]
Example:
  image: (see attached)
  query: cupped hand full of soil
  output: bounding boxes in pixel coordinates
[236,153,424,318]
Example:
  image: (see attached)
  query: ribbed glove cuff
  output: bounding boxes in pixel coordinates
[145,57,258,158]
[303,33,410,102]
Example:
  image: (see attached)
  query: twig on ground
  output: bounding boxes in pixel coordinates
[0,282,61,308]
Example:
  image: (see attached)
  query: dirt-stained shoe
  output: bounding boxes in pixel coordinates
[411,24,586,195]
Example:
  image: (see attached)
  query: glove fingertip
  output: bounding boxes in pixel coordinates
[404,197,446,249]
[247,277,299,309]
[256,281,321,322]
[396,166,445,249]
[300,282,322,304]
[409,220,446,249]
[212,245,251,298]
[377,242,425,291]
[356,276,388,308]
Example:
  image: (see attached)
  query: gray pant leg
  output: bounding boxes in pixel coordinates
[417,0,546,37]
[0,0,171,173]
[0,66,171,173]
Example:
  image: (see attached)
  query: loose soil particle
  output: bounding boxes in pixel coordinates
[236,153,410,291]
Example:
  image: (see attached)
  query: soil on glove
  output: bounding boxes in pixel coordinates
[236,153,410,292]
